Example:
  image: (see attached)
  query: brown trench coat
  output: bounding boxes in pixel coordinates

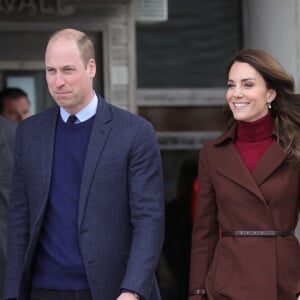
[189,124,300,300]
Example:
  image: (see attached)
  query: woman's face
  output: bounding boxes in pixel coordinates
[226,62,276,122]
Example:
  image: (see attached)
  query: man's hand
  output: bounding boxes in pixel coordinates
[117,292,139,300]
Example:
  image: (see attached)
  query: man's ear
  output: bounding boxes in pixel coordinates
[88,58,96,78]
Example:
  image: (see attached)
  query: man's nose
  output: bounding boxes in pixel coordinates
[55,73,65,87]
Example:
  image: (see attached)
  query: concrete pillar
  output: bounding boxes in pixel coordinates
[242,0,300,91]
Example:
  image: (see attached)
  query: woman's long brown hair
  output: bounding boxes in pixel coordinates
[226,48,300,162]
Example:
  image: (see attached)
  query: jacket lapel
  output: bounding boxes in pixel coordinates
[77,96,112,227]
[213,124,287,205]
[215,141,266,203]
[252,141,287,185]
[40,107,59,207]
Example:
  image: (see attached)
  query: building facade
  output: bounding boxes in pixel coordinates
[0,0,298,234]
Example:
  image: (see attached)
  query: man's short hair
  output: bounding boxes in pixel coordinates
[0,87,29,114]
[48,28,95,68]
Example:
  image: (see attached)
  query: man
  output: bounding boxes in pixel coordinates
[0,116,16,299]
[0,87,31,122]
[4,28,164,300]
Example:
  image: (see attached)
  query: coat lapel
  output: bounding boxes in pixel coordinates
[40,107,59,204]
[77,96,112,227]
[252,141,287,185]
[213,124,287,205]
[215,141,266,202]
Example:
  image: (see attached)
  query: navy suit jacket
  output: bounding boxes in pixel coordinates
[4,95,165,300]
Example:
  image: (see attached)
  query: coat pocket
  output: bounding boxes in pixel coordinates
[206,243,234,294]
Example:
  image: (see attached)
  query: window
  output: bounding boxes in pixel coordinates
[136,0,242,88]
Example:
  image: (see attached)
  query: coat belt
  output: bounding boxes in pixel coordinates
[221,230,295,237]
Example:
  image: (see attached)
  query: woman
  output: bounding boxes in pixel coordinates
[189,48,300,300]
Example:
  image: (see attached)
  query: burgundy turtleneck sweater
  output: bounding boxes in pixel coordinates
[235,112,274,173]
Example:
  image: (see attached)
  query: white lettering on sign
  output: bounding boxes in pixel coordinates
[0,0,75,16]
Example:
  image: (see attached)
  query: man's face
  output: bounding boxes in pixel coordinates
[45,37,96,115]
[2,96,30,122]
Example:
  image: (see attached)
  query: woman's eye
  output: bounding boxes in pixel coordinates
[244,82,254,88]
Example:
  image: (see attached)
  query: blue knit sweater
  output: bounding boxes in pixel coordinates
[32,116,94,289]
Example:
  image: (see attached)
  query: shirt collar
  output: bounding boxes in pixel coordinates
[60,92,98,123]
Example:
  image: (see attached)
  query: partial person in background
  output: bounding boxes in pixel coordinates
[4,28,164,300]
[0,116,16,299]
[160,159,197,300]
[189,48,300,300]
[0,87,31,122]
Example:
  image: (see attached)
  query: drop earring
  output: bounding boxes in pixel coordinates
[268,102,271,109]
